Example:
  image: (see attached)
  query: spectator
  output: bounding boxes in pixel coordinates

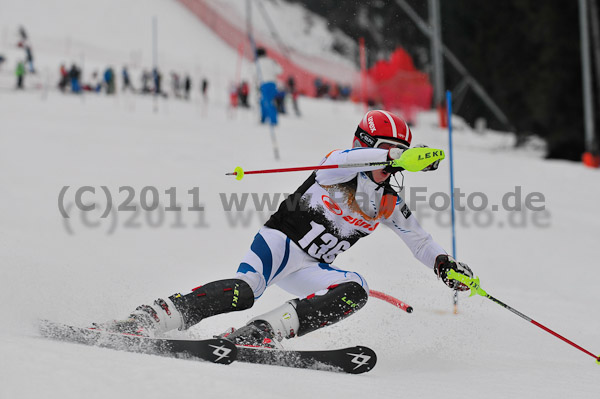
[153,68,162,95]
[141,70,152,93]
[16,27,34,73]
[201,77,208,100]
[274,84,286,114]
[314,77,323,97]
[104,67,116,94]
[122,66,134,92]
[184,75,191,100]
[83,71,102,92]
[330,83,340,100]
[69,64,81,93]
[24,44,34,73]
[15,61,25,89]
[58,64,68,91]
[18,26,28,42]
[229,82,238,108]
[340,85,352,100]
[320,82,330,98]
[255,47,282,126]
[287,76,300,116]
[238,81,249,108]
[170,72,181,98]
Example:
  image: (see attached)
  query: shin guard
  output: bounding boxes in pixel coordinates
[170,279,254,329]
[293,282,368,337]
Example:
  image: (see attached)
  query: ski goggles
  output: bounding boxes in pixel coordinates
[374,139,409,151]
[355,127,409,150]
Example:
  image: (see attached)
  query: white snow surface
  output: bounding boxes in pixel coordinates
[206,0,357,64]
[1,1,599,398]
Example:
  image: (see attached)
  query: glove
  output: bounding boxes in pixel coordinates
[413,144,440,171]
[434,254,473,291]
[383,147,406,174]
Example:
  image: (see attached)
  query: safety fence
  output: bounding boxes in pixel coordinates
[178,0,432,119]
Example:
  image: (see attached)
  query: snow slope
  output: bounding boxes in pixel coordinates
[1,1,599,398]
[205,0,358,68]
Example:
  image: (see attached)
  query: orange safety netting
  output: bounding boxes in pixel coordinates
[365,48,433,123]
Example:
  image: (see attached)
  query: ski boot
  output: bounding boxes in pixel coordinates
[219,300,301,349]
[91,298,182,337]
[221,282,368,347]
[92,279,255,337]
[219,320,280,349]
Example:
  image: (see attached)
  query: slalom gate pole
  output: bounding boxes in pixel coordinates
[447,270,600,364]
[152,16,159,114]
[359,37,367,113]
[446,90,459,314]
[269,124,281,161]
[370,290,413,313]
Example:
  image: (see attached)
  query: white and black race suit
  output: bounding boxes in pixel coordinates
[236,148,446,299]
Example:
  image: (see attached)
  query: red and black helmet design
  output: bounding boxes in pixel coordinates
[353,110,412,149]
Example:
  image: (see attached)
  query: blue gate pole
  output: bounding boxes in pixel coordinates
[446,90,459,313]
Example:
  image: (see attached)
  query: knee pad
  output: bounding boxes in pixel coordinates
[170,279,254,329]
[292,282,368,337]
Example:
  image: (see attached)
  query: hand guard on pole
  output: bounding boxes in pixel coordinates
[434,254,473,291]
[413,144,440,171]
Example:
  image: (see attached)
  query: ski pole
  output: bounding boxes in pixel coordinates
[226,147,446,180]
[370,290,413,313]
[447,269,600,364]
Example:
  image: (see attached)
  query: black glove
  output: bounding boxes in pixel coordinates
[383,147,405,174]
[434,254,473,291]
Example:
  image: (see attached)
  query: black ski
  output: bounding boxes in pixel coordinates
[235,345,377,374]
[39,320,236,365]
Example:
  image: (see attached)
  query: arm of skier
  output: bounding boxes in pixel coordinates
[315,148,390,185]
[382,203,445,270]
[383,207,474,290]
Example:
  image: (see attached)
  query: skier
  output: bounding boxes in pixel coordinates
[98,110,474,348]
[255,47,282,125]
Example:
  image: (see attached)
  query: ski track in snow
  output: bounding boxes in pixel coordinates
[0,1,599,398]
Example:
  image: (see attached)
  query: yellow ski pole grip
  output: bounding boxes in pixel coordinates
[392,147,445,172]
[446,269,487,297]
